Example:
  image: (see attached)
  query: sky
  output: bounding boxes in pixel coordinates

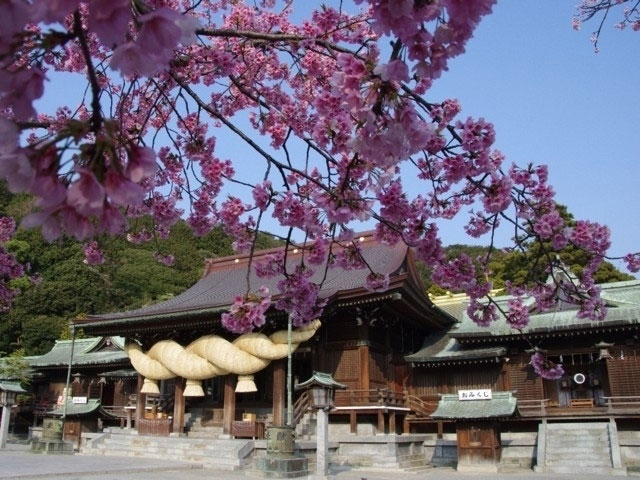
[34,1,639,273]
[425,1,640,270]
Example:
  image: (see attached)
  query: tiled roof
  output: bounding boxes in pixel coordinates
[49,398,101,417]
[79,233,411,326]
[442,280,640,339]
[0,380,27,393]
[431,392,517,419]
[405,331,506,364]
[28,337,128,368]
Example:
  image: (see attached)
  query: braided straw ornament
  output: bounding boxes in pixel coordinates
[125,320,321,395]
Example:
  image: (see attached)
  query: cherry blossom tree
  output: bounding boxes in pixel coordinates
[0,0,638,379]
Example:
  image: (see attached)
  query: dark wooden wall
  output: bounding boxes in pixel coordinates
[411,364,505,396]
[607,348,640,397]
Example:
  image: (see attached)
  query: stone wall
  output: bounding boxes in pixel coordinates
[618,430,640,470]
[423,431,537,469]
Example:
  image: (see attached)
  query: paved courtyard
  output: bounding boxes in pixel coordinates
[0,444,635,480]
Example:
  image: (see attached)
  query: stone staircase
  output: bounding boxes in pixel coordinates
[536,422,626,475]
[186,417,223,439]
[82,432,254,471]
[295,411,316,440]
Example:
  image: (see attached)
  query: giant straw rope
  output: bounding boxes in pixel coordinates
[125,320,321,395]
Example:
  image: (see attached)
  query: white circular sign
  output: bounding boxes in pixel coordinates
[573,373,586,384]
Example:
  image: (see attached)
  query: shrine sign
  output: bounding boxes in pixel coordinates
[458,389,492,401]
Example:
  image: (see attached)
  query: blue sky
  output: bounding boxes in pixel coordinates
[34,1,639,273]
[425,1,639,269]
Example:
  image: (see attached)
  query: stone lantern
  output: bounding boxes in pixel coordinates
[0,380,26,449]
[296,372,346,478]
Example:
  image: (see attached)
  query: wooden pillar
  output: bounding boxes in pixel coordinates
[359,345,370,391]
[377,410,385,435]
[223,375,236,436]
[172,378,185,434]
[389,410,396,435]
[272,359,285,427]
[403,415,410,435]
[135,374,146,428]
[349,410,357,435]
[437,420,444,439]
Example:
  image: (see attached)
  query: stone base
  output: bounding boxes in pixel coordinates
[457,462,498,473]
[30,439,74,455]
[253,454,309,478]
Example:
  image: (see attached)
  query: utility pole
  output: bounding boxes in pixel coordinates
[286,314,293,426]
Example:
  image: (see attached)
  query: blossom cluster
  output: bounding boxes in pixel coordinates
[221,286,271,334]
[0,0,634,363]
[530,352,564,380]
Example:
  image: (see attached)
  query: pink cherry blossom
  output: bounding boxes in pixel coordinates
[222,286,271,334]
[88,0,131,48]
[530,352,564,380]
[83,241,105,265]
[0,217,16,243]
[364,273,390,292]
[66,168,105,217]
[126,146,158,183]
[154,253,175,267]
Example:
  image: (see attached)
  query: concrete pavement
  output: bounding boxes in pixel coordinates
[0,444,635,479]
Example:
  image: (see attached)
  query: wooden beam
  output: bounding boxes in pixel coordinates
[350,410,357,435]
[223,375,236,436]
[172,378,185,434]
[272,359,285,427]
[135,374,146,428]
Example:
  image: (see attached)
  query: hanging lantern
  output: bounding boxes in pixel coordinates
[595,341,614,361]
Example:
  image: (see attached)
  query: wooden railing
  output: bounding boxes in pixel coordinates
[101,405,127,419]
[404,394,438,417]
[334,388,406,407]
[603,396,640,413]
[517,399,550,416]
[292,390,311,426]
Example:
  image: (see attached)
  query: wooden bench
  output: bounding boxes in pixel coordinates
[570,398,594,408]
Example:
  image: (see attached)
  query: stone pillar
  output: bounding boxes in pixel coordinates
[223,375,236,437]
[272,360,285,427]
[316,409,329,477]
[135,374,146,428]
[0,404,10,448]
[172,378,185,434]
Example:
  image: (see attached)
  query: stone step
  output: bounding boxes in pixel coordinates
[547,450,610,458]
[103,436,242,449]
[189,427,223,434]
[97,443,236,458]
[547,423,609,430]
[187,432,222,439]
[84,447,251,470]
[545,458,611,467]
[547,438,609,446]
[102,438,236,452]
[547,429,608,436]
[542,466,623,475]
